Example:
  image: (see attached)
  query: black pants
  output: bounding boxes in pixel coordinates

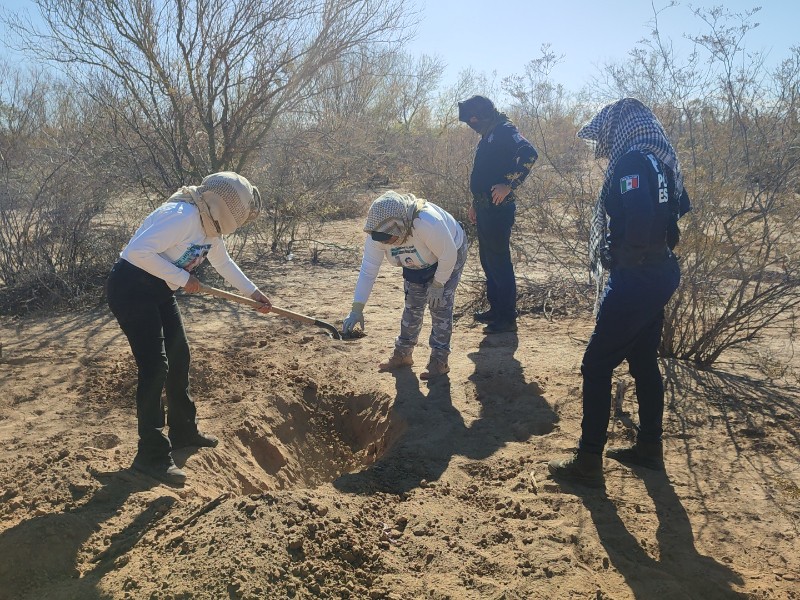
[107,260,198,461]
[475,201,517,321]
[578,256,681,455]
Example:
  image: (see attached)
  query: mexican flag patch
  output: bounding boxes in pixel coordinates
[620,175,639,194]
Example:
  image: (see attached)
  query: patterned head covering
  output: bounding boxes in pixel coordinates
[578,98,684,285]
[363,191,426,244]
[169,171,262,237]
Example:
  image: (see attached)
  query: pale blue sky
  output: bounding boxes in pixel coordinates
[405,0,799,91]
[2,0,797,92]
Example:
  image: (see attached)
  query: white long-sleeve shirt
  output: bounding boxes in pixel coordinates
[120,202,258,295]
[353,202,465,305]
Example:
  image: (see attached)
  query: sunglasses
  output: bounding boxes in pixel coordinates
[370,231,395,242]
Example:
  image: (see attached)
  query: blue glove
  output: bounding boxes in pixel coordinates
[343,302,365,333]
[427,280,445,310]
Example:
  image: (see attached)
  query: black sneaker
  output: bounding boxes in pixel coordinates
[132,456,187,485]
[473,309,496,323]
[483,319,517,334]
[170,431,220,450]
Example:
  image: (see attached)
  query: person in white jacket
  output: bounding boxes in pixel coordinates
[342,191,468,380]
[106,172,271,484]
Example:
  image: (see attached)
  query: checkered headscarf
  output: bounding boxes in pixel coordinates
[363,191,426,244]
[169,171,262,238]
[578,98,684,286]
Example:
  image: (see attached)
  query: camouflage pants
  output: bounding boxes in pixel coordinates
[395,241,468,360]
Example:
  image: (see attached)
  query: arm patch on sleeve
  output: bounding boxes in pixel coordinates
[620,175,640,194]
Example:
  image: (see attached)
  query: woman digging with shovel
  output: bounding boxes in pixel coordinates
[107,172,271,485]
[342,191,468,380]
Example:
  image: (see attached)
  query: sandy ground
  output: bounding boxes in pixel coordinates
[0,217,798,600]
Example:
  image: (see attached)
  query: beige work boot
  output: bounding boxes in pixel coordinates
[420,356,450,380]
[378,350,414,371]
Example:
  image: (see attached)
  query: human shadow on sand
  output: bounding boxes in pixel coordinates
[0,468,176,600]
[334,332,558,495]
[550,354,752,598]
[557,467,745,599]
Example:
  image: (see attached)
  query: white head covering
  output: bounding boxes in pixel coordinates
[363,190,426,244]
[168,171,262,238]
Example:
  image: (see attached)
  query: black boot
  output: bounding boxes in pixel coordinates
[483,319,517,334]
[132,455,187,485]
[548,451,604,487]
[606,441,664,471]
[170,430,220,450]
[473,309,495,323]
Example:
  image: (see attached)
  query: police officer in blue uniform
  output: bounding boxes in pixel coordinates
[549,98,691,487]
[458,95,538,333]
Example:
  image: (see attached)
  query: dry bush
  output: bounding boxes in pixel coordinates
[0,66,127,313]
[3,0,798,368]
[417,8,800,367]
[597,5,800,366]
[2,0,418,303]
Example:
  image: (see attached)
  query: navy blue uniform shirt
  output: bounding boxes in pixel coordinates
[470,120,537,201]
[606,150,675,259]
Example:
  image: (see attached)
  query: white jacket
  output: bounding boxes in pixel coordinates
[353,202,465,304]
[120,202,257,295]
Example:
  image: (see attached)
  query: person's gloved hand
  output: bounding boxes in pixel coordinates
[343,301,365,334]
[427,280,445,310]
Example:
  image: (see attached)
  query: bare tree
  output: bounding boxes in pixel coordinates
[7,0,413,197]
[379,52,445,132]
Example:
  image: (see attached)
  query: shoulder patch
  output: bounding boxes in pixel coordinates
[620,175,639,194]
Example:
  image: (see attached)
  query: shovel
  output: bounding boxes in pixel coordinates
[198,284,343,340]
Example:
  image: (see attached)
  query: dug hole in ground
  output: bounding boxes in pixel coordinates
[0,217,798,600]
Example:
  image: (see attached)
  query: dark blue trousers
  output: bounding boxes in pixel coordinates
[475,201,516,321]
[107,260,198,461]
[579,256,680,455]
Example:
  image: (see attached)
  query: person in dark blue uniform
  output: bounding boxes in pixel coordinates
[549,98,691,487]
[458,95,538,333]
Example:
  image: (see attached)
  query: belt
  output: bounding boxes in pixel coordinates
[641,247,673,264]
[113,258,152,276]
[472,192,515,207]
[111,259,173,291]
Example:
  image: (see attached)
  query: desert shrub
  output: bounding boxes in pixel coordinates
[3,0,798,367]
[596,5,800,366]
[0,67,127,313]
[434,7,800,366]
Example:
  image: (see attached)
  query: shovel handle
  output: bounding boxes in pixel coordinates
[198,284,316,325]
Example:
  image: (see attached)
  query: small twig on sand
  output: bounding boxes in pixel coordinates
[529,470,539,494]
[177,492,231,529]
